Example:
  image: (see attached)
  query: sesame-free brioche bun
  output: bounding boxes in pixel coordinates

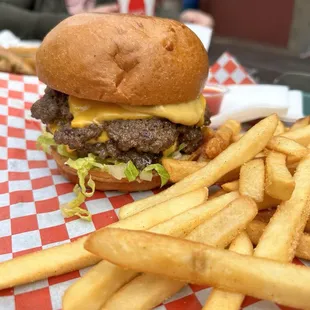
[51,148,161,192]
[36,13,209,106]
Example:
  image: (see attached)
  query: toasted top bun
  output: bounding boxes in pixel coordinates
[36,13,209,106]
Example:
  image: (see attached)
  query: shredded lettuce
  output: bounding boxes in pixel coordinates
[170,143,187,159]
[62,155,97,221]
[142,164,170,187]
[36,131,57,154]
[57,145,77,159]
[101,158,119,165]
[164,142,187,158]
[107,163,127,180]
[93,161,127,180]
[139,169,153,182]
[124,161,139,182]
[37,131,76,158]
[36,131,170,221]
[66,154,96,197]
[60,185,92,221]
[163,142,177,157]
[176,143,187,153]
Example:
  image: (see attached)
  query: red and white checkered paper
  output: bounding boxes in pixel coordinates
[0,53,306,310]
[208,52,255,85]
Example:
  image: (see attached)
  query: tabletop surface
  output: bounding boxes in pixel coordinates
[209,36,310,90]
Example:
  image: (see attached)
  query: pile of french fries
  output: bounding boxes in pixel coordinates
[163,116,310,205]
[1,114,310,310]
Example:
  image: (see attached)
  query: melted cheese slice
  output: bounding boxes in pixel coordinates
[88,131,109,143]
[69,95,206,128]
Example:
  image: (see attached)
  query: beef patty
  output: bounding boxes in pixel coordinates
[31,88,72,124]
[31,88,210,169]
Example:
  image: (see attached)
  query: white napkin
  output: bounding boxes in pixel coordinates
[0,30,41,48]
[210,85,303,127]
[279,90,304,122]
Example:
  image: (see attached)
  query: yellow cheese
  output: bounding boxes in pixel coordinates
[65,145,76,153]
[48,123,58,134]
[69,95,206,128]
[163,141,177,157]
[88,131,110,144]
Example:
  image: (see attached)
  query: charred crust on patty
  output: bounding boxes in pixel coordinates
[31,88,210,169]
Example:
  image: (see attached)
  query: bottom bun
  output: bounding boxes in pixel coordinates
[51,148,161,192]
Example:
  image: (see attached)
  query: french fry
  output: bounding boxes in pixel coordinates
[197,152,209,162]
[162,159,239,184]
[286,154,301,165]
[256,194,281,210]
[265,152,295,201]
[255,155,310,262]
[0,236,99,290]
[149,192,240,238]
[254,209,310,234]
[263,148,271,157]
[187,197,256,248]
[246,220,268,244]
[104,274,183,310]
[232,133,244,142]
[119,114,278,219]
[0,188,207,291]
[63,192,239,310]
[102,197,257,310]
[290,116,310,131]
[162,159,207,183]
[280,124,310,146]
[254,209,276,223]
[221,180,239,192]
[187,146,203,161]
[273,120,285,136]
[204,121,234,159]
[202,126,215,141]
[113,188,208,230]
[224,119,241,135]
[205,127,232,159]
[239,159,265,202]
[247,220,310,260]
[254,151,266,159]
[287,159,299,174]
[228,232,253,256]
[217,167,241,184]
[203,232,253,310]
[266,136,309,159]
[204,120,241,160]
[86,227,310,310]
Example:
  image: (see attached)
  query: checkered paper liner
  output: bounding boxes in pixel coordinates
[0,53,305,310]
[208,52,255,85]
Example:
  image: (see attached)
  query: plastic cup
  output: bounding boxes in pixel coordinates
[118,0,156,15]
[203,84,229,116]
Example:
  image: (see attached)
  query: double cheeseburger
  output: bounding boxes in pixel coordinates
[31,13,210,192]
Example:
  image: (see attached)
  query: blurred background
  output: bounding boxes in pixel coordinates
[1,0,310,90]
